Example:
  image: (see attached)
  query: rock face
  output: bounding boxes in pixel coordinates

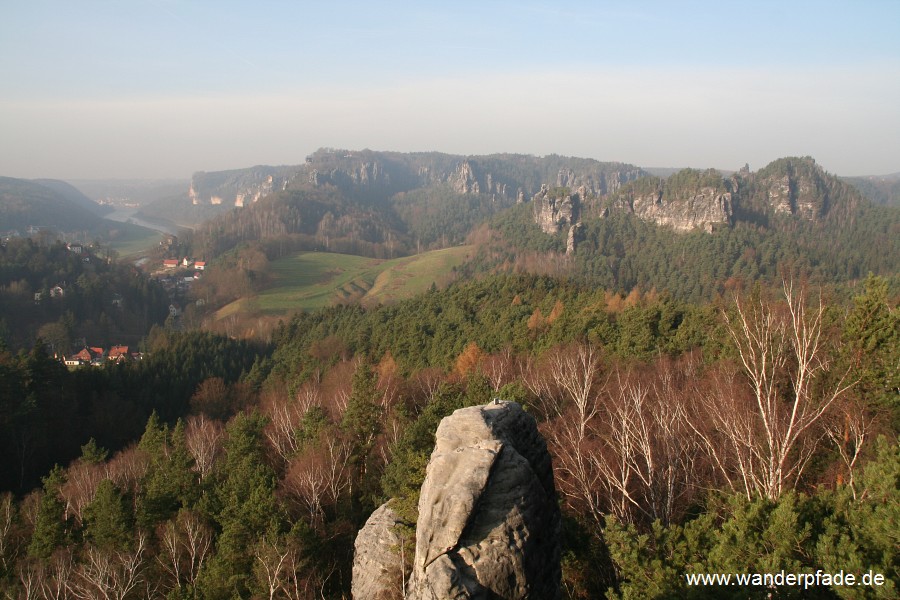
[408,402,560,600]
[756,158,832,220]
[533,185,580,235]
[189,166,296,206]
[351,402,560,600]
[630,187,733,232]
[352,503,406,600]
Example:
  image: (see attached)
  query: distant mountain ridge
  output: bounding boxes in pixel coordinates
[842,172,900,206]
[0,177,108,233]
[31,179,113,216]
[184,149,647,209]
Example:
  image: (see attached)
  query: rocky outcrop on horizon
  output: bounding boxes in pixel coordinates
[187,149,647,209]
[189,166,297,207]
[533,184,580,235]
[352,401,561,600]
[629,186,733,232]
[753,157,838,220]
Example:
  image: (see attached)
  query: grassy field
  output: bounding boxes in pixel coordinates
[213,246,473,322]
[105,221,164,257]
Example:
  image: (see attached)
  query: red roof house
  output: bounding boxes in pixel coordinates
[108,345,130,362]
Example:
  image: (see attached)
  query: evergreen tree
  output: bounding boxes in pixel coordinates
[200,412,281,599]
[27,466,67,559]
[342,362,383,500]
[82,478,134,551]
[842,275,900,426]
[136,416,198,528]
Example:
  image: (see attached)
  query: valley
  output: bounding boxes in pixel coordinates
[1,149,897,600]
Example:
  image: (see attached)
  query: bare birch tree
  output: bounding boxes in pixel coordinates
[824,398,874,499]
[694,280,854,500]
[157,510,212,593]
[549,343,603,440]
[184,415,224,481]
[68,532,147,600]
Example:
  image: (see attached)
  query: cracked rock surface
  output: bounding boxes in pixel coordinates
[387,401,559,600]
[353,401,560,599]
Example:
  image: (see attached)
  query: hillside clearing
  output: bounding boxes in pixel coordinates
[212,246,473,322]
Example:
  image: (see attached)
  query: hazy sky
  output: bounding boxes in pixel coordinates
[2,0,899,179]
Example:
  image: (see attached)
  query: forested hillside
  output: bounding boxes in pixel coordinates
[0,238,170,351]
[476,157,900,302]
[0,178,106,233]
[1,150,898,598]
[0,271,896,598]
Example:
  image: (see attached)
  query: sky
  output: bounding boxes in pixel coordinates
[1,0,899,179]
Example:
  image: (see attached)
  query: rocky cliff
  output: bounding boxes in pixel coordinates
[752,156,838,219]
[579,159,854,235]
[630,186,733,232]
[187,149,647,211]
[532,185,580,235]
[532,185,582,254]
[189,166,298,207]
[352,401,561,600]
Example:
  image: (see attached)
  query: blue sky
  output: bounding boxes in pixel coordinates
[2,0,899,178]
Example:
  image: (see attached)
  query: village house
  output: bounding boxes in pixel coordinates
[108,345,130,363]
[64,346,103,367]
[194,261,206,270]
[163,259,179,269]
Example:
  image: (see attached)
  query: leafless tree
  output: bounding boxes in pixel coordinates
[67,532,147,600]
[593,364,700,525]
[12,561,40,600]
[483,348,516,392]
[824,398,874,499]
[282,437,352,529]
[265,385,320,462]
[0,493,18,577]
[549,343,603,440]
[157,510,212,593]
[39,550,75,600]
[104,448,149,495]
[546,356,703,529]
[412,368,445,405]
[255,536,291,600]
[60,461,104,525]
[184,415,224,481]
[253,534,333,600]
[692,280,854,500]
[544,417,606,532]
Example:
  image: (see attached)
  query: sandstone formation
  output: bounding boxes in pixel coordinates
[352,401,561,600]
[351,503,406,600]
[758,162,831,220]
[409,401,560,600]
[532,184,579,235]
[630,187,733,232]
[190,167,295,207]
[555,165,643,196]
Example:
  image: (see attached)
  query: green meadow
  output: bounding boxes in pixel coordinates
[105,221,164,257]
[215,246,473,320]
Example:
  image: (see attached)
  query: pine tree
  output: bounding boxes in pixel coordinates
[28,466,67,559]
[82,478,133,550]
